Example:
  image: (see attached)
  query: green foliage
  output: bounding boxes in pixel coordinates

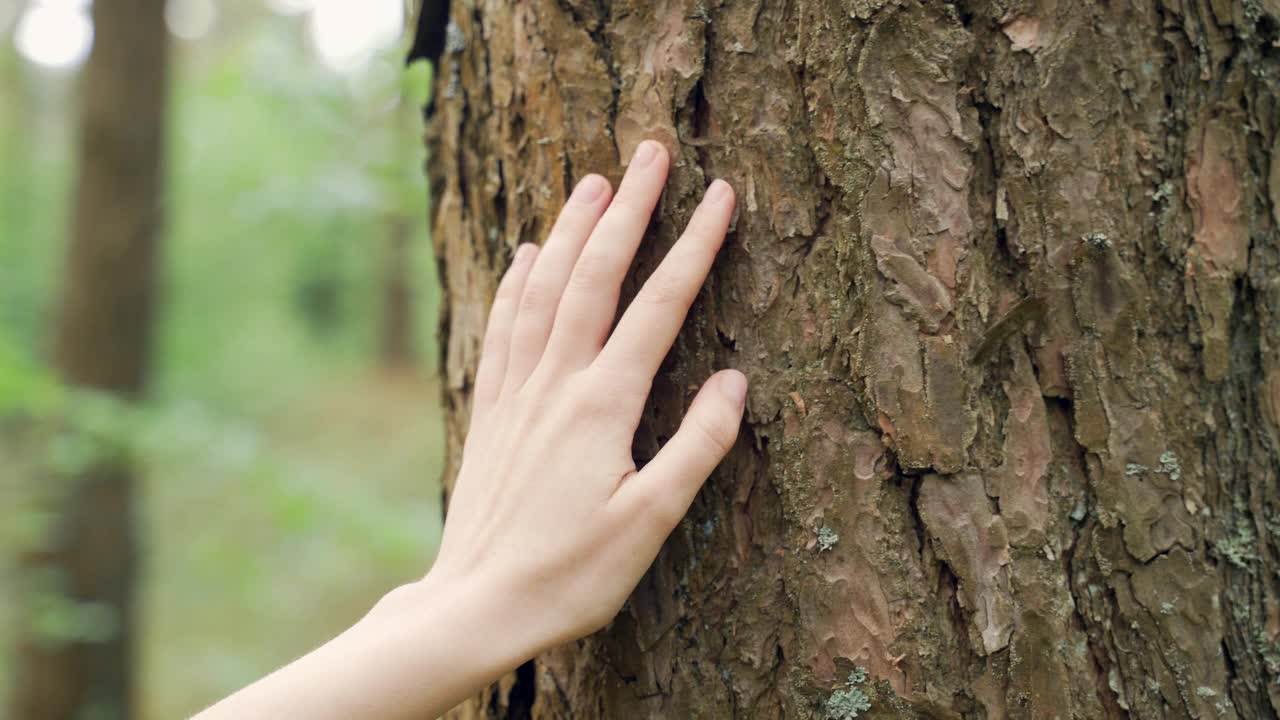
[156,28,436,406]
[44,390,139,476]
[0,310,61,420]
[21,570,120,649]
[401,60,434,113]
[1,12,445,719]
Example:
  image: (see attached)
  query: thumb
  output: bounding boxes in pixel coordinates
[611,370,747,531]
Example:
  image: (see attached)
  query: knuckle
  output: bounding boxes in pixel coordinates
[688,412,736,456]
[517,281,556,314]
[569,381,617,416]
[513,366,555,402]
[583,366,649,406]
[494,277,521,304]
[481,311,508,343]
[640,486,686,530]
[629,481,680,527]
[641,268,694,306]
[480,322,511,358]
[566,252,615,293]
[489,281,523,317]
[606,195,644,222]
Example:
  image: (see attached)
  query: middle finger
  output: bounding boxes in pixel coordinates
[540,140,671,371]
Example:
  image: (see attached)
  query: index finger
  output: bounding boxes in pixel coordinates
[592,179,735,394]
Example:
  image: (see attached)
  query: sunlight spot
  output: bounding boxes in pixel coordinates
[14,4,94,70]
[265,0,317,15]
[306,0,404,74]
[166,0,217,41]
[35,0,92,10]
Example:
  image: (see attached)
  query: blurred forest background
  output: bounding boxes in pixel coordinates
[0,0,444,717]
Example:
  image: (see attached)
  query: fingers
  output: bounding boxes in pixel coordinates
[593,179,734,404]
[502,174,612,392]
[543,140,671,369]
[472,243,538,411]
[608,370,747,538]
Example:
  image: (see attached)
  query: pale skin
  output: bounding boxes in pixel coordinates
[195,140,744,719]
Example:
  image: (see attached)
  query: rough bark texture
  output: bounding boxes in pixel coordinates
[11,0,167,717]
[428,0,1280,717]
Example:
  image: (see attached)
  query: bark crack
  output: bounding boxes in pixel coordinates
[1059,397,1125,717]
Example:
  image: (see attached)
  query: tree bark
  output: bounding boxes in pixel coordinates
[11,0,167,717]
[427,1,1280,717]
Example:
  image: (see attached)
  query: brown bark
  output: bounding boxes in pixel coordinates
[11,0,167,717]
[381,217,418,369]
[428,1,1280,717]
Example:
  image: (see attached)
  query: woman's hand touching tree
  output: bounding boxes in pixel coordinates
[196,140,743,720]
[430,139,744,646]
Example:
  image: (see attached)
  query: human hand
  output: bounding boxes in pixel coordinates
[192,142,741,720]
[428,140,744,652]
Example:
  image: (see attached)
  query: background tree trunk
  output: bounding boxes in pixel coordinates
[11,0,167,717]
[427,0,1280,717]
[380,217,417,370]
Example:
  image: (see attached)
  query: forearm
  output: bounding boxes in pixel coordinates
[193,574,542,720]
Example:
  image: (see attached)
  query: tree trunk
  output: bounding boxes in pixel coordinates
[380,216,418,369]
[11,0,167,717]
[427,1,1280,717]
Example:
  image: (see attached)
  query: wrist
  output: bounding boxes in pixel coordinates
[420,563,602,657]
[302,571,551,719]
[195,572,544,720]
[371,569,551,673]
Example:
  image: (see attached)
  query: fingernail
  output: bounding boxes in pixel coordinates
[720,370,747,405]
[575,174,607,203]
[705,179,732,205]
[515,243,537,263]
[632,140,661,167]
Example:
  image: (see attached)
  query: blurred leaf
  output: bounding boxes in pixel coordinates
[44,431,99,478]
[401,59,432,109]
[0,337,62,417]
[28,592,119,648]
